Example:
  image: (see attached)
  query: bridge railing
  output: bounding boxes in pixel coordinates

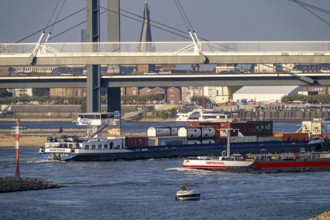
[0,41,329,56]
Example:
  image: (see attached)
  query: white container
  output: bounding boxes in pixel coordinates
[257,136,282,142]
[147,127,179,137]
[302,121,312,133]
[187,140,201,145]
[201,127,216,138]
[202,139,216,144]
[311,121,322,135]
[178,127,202,138]
[148,136,187,146]
[230,136,257,143]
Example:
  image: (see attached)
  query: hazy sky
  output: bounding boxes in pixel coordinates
[1,0,330,43]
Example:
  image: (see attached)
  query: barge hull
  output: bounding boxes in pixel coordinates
[67,141,320,161]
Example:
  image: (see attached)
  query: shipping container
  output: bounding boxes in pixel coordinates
[273,132,283,138]
[178,127,201,138]
[230,136,257,143]
[190,121,221,130]
[322,122,330,134]
[147,127,179,137]
[178,127,215,139]
[322,133,330,139]
[148,136,187,146]
[248,120,273,135]
[257,136,282,142]
[282,133,309,142]
[201,127,216,138]
[215,136,227,144]
[230,122,257,137]
[201,139,216,144]
[125,136,149,148]
[187,140,201,145]
[311,121,322,135]
[189,122,201,127]
[302,121,312,133]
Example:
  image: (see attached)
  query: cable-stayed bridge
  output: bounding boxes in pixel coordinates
[0,41,330,66]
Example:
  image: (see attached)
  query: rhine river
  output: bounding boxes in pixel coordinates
[1,122,329,220]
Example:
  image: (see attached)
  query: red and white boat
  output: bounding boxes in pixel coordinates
[182,127,330,173]
[183,155,254,172]
[182,152,330,173]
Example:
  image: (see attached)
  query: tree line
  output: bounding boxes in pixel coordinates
[281,94,330,103]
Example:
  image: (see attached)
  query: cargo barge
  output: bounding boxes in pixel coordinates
[39,112,327,161]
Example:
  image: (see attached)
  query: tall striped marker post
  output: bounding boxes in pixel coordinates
[15,118,20,179]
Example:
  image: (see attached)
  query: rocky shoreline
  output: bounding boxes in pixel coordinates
[0,177,63,193]
[309,211,330,220]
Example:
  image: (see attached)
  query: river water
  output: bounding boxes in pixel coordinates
[1,122,329,219]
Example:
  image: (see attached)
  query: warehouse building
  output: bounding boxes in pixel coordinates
[233,86,301,102]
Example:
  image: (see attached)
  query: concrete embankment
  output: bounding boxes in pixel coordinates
[238,110,329,121]
[0,177,63,193]
[3,104,329,121]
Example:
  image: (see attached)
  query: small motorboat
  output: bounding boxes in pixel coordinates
[175,185,200,201]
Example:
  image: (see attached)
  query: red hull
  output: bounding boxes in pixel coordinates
[255,160,330,169]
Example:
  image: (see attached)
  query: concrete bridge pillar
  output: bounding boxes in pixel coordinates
[87,0,101,112]
[107,88,121,113]
[107,0,121,113]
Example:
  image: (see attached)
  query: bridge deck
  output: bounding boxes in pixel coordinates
[1,41,330,65]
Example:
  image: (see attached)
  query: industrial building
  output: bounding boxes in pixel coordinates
[233,86,301,102]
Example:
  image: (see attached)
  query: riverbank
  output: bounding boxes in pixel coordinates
[0,177,63,193]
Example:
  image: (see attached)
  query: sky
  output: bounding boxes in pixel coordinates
[1,0,330,43]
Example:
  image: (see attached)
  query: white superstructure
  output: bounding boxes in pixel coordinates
[175,108,232,122]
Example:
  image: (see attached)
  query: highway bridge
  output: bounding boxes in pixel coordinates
[1,72,330,89]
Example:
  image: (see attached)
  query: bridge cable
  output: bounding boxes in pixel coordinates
[50,8,108,41]
[174,0,192,31]
[290,0,330,15]
[50,0,66,35]
[31,0,66,64]
[15,7,86,43]
[290,0,330,26]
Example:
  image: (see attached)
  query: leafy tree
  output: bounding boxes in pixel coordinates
[0,89,12,98]
[32,88,50,97]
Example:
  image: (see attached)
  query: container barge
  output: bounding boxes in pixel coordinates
[39,112,327,161]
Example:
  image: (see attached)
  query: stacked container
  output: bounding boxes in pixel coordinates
[178,127,216,144]
[147,127,179,137]
[311,120,322,136]
[248,120,273,137]
[148,136,187,146]
[282,133,309,142]
[125,136,149,148]
[230,122,257,137]
[322,121,330,138]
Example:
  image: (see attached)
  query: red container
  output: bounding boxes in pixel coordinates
[215,136,227,144]
[230,122,257,137]
[282,133,309,142]
[322,133,330,139]
[189,122,201,127]
[125,136,149,148]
